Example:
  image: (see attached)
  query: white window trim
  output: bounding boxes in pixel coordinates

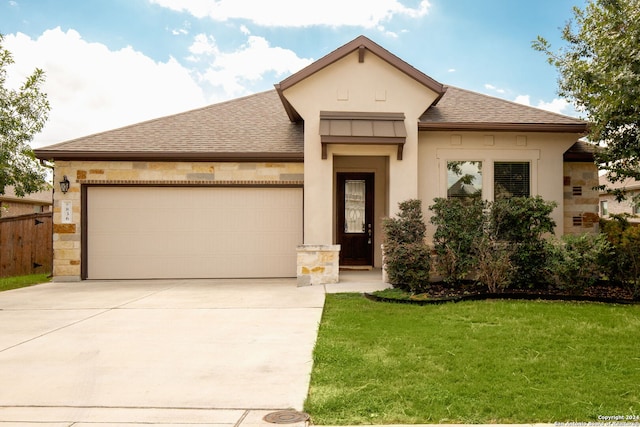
[437,149,540,201]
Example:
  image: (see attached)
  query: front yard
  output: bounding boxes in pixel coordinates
[305,294,640,425]
[0,274,50,292]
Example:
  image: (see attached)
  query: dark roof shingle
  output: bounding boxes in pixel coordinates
[420,86,587,132]
[35,90,304,161]
[35,85,589,162]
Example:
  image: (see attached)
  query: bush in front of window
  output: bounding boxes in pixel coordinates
[429,197,485,285]
[491,196,557,288]
[473,233,514,293]
[382,199,431,294]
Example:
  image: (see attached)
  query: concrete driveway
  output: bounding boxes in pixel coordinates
[0,278,331,426]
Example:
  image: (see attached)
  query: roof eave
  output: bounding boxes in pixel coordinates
[33,150,304,162]
[274,83,302,122]
[418,122,588,133]
[563,153,595,162]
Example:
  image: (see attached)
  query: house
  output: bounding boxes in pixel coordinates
[34,35,594,284]
[598,175,640,223]
[0,186,52,218]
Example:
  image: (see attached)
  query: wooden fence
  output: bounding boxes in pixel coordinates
[0,212,52,278]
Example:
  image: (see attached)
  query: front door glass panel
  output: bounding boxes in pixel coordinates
[344,179,366,233]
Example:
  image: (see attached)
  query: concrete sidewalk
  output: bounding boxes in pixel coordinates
[0,272,389,426]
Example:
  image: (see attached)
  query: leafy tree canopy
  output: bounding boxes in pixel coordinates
[0,33,50,196]
[533,0,640,198]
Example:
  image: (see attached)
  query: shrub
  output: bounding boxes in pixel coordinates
[429,198,485,285]
[547,234,613,293]
[601,216,640,298]
[382,199,431,293]
[474,235,514,293]
[619,226,640,299]
[490,196,557,288]
[383,241,431,294]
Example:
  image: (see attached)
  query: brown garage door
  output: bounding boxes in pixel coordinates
[86,186,302,279]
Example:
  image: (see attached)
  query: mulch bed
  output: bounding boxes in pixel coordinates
[365,282,639,305]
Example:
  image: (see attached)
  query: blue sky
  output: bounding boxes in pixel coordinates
[1,0,586,148]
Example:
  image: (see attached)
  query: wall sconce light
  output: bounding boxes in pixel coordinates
[59,175,70,194]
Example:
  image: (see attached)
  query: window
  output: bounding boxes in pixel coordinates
[600,200,608,216]
[447,161,482,201]
[494,162,530,199]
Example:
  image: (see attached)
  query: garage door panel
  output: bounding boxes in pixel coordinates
[87,187,302,279]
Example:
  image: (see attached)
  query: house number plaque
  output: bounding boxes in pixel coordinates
[61,200,73,224]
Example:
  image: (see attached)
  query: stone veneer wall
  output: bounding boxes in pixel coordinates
[296,245,340,286]
[563,162,600,235]
[52,160,304,280]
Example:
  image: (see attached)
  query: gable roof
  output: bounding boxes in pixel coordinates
[275,35,446,122]
[420,86,587,133]
[34,90,304,162]
[34,36,590,162]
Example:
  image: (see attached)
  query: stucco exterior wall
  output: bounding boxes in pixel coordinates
[418,131,582,239]
[563,162,600,234]
[281,49,439,248]
[51,160,304,280]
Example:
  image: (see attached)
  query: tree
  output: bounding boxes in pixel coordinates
[0,34,50,196]
[533,0,640,200]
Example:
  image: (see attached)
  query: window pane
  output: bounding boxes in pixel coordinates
[494,162,530,199]
[447,161,482,200]
[345,179,365,233]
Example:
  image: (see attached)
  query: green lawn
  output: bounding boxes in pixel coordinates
[305,294,640,425]
[0,274,50,292]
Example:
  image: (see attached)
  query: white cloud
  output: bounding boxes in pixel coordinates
[149,0,430,28]
[189,33,313,97]
[4,28,207,147]
[537,98,570,115]
[188,33,218,56]
[448,68,456,73]
[169,20,191,35]
[484,83,505,94]
[514,94,571,115]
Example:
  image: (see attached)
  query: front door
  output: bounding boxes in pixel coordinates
[336,173,374,266]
